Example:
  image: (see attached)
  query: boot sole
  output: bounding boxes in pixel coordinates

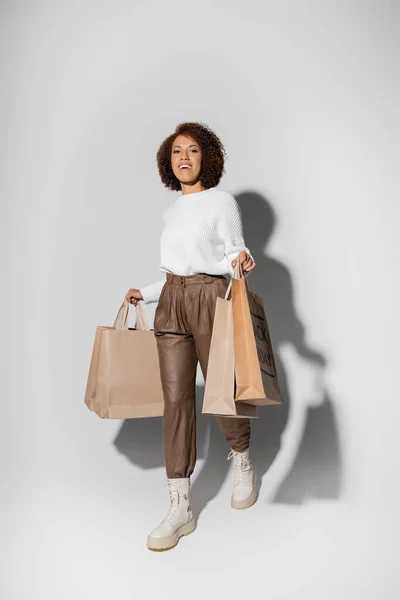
[146,518,197,552]
[231,473,258,510]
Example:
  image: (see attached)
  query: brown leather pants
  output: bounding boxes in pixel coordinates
[154,272,251,479]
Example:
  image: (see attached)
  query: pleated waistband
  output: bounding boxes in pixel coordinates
[166,272,227,286]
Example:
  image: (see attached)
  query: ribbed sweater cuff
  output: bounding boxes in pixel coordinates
[139,278,166,304]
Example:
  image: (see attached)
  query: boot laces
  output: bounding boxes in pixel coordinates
[227,450,252,486]
[164,481,189,523]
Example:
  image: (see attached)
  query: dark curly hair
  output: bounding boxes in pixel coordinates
[156,122,226,191]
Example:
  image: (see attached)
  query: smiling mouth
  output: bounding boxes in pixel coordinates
[179,165,192,169]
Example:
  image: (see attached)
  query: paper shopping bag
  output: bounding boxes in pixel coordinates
[84,299,164,418]
[202,291,258,419]
[232,262,283,406]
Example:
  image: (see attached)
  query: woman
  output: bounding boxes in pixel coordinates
[125,122,257,552]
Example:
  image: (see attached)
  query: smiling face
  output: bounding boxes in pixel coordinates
[171,134,203,187]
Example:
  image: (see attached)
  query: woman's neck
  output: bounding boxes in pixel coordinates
[180,181,207,195]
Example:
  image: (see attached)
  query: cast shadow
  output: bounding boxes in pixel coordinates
[182,192,342,515]
[235,191,342,504]
[113,190,342,518]
[113,384,210,469]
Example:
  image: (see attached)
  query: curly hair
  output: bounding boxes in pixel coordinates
[156,122,226,191]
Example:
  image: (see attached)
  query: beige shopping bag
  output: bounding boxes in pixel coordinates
[84,299,164,418]
[232,262,283,406]
[202,283,258,419]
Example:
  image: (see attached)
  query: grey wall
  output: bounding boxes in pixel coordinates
[2,1,399,598]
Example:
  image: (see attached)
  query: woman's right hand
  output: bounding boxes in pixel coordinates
[125,288,144,306]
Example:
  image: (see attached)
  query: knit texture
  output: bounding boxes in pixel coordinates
[139,187,253,304]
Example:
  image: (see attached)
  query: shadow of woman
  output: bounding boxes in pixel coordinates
[234,191,343,505]
[113,190,343,519]
[112,385,210,471]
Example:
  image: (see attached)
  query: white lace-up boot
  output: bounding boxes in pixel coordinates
[146,477,196,551]
[227,448,258,510]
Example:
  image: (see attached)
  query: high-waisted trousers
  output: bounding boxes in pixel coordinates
[153,271,251,479]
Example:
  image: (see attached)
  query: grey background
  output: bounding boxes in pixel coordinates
[1,1,399,598]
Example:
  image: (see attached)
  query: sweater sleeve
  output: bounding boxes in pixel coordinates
[218,194,254,275]
[139,277,166,304]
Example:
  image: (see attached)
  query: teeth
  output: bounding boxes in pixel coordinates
[179,165,191,169]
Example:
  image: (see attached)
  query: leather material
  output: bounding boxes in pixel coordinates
[154,272,251,479]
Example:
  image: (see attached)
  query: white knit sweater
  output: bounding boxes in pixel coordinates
[139,187,253,304]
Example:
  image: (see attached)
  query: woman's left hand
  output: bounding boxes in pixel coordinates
[232,250,256,272]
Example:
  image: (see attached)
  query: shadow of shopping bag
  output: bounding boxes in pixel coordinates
[84,299,164,418]
[232,262,284,407]
[202,282,258,419]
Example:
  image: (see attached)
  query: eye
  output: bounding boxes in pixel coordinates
[190,149,198,153]
[173,149,180,154]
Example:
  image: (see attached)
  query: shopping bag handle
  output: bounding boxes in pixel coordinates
[224,261,240,299]
[113,298,151,331]
[224,260,254,299]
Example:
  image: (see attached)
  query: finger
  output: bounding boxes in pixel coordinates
[242,259,252,270]
[246,260,256,272]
